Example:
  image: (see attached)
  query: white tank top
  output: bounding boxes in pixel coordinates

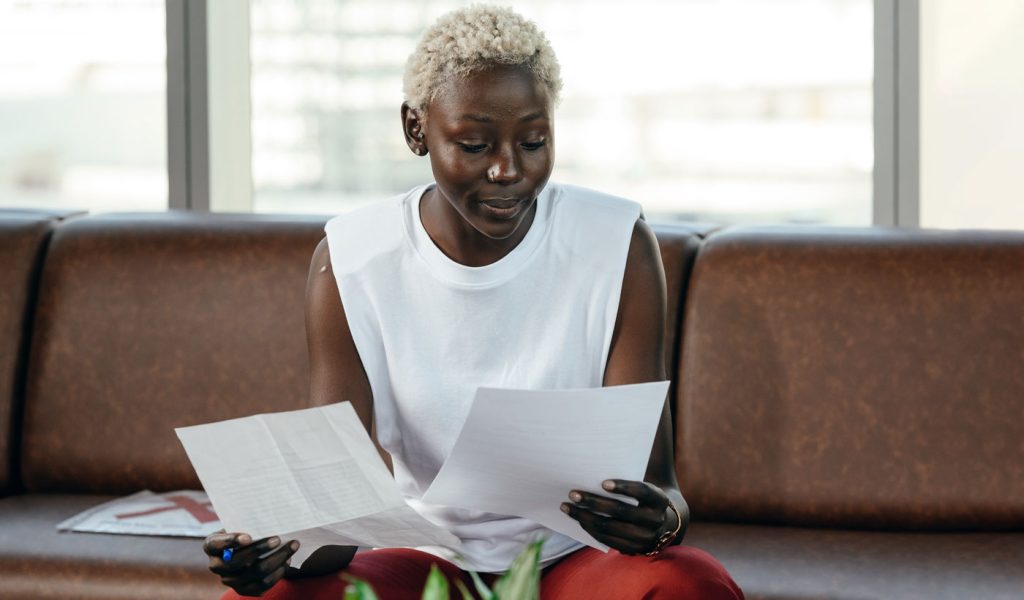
[324,181,641,572]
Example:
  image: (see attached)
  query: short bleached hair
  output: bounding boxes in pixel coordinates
[403,4,562,111]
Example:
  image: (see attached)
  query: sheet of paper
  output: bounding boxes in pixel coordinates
[56,490,222,538]
[422,381,670,552]
[176,402,460,566]
[283,505,473,565]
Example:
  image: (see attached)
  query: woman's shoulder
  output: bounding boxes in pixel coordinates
[324,188,413,233]
[547,182,642,221]
[544,182,643,267]
[546,181,642,244]
[323,185,423,276]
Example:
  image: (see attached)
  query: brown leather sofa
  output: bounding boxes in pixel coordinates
[1,211,1021,599]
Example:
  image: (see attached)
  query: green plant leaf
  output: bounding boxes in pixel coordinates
[342,575,380,600]
[421,564,450,600]
[493,540,544,600]
[341,541,545,600]
[468,570,496,600]
[454,578,477,600]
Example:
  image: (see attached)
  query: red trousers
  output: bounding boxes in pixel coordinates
[221,546,744,600]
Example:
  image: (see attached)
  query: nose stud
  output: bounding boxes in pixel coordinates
[486,165,499,182]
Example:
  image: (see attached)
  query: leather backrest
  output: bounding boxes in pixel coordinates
[21,213,326,493]
[0,215,58,493]
[17,213,706,494]
[678,226,1024,530]
[651,223,714,404]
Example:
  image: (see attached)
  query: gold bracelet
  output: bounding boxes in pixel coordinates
[645,502,683,557]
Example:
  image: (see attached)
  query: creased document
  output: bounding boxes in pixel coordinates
[422,381,670,552]
[175,402,460,566]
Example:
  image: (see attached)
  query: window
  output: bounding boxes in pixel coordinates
[919,0,1024,230]
[248,0,873,224]
[0,0,877,224]
[0,1,167,212]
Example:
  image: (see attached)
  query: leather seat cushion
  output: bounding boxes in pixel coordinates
[685,521,1024,600]
[0,494,224,599]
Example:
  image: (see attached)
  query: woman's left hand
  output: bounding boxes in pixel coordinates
[561,479,680,556]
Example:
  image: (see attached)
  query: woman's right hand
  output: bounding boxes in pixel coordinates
[203,531,299,597]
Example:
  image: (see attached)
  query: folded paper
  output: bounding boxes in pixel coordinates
[175,402,461,566]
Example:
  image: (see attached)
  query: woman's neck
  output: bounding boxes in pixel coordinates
[419,187,537,267]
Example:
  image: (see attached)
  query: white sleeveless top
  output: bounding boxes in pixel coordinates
[324,181,641,572]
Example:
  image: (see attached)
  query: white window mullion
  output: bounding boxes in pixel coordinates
[166,0,251,212]
[207,0,252,213]
[873,0,919,227]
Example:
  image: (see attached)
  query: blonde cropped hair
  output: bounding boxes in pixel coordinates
[403,4,562,111]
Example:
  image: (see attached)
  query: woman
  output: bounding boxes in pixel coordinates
[203,6,743,599]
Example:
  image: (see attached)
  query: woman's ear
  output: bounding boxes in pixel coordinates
[401,102,428,156]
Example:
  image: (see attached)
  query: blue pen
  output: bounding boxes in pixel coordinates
[222,547,234,562]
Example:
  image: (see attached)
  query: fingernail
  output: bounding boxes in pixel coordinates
[602,480,616,491]
[560,503,570,514]
[238,534,252,544]
[569,491,582,502]
[290,541,300,551]
[269,537,280,548]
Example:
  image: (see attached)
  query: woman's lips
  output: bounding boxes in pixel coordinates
[479,198,523,219]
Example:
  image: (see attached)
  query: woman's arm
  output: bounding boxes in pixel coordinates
[562,218,689,554]
[306,239,375,431]
[291,238,378,575]
[203,239,376,595]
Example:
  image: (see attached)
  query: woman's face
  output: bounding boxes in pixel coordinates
[408,64,554,241]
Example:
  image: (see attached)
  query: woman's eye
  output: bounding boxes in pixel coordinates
[521,140,547,151]
[457,143,487,153]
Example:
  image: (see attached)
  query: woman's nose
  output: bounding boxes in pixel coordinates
[486,145,521,184]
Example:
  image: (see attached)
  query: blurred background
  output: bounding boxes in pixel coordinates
[0,0,1020,227]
